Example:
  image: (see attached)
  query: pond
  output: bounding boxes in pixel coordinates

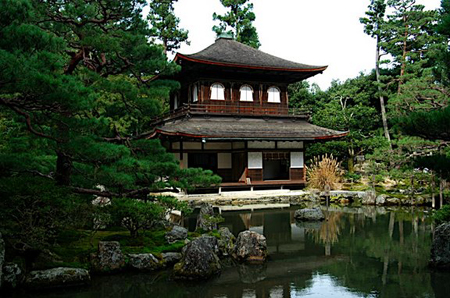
[13,206,450,298]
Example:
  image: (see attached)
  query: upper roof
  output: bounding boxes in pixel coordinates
[149,114,347,141]
[175,37,327,73]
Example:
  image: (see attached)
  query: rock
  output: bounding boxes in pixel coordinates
[173,236,221,280]
[196,203,217,231]
[233,231,268,263]
[128,253,161,271]
[294,208,325,221]
[361,190,376,205]
[91,241,125,273]
[2,263,23,288]
[165,225,188,244]
[0,232,4,288]
[376,194,387,205]
[24,267,90,289]
[385,197,401,205]
[217,227,236,257]
[161,252,182,265]
[430,223,450,269]
[414,196,426,205]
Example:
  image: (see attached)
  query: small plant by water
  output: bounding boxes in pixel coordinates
[306,154,343,190]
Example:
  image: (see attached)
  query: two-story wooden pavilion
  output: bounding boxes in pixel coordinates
[150,36,347,191]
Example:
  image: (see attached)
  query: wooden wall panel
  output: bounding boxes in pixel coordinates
[248,169,263,182]
[290,168,305,181]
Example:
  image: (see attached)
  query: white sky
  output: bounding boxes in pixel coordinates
[163,0,442,90]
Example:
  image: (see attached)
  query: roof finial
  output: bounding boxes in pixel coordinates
[217,32,234,40]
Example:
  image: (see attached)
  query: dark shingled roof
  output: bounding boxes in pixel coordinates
[151,116,347,140]
[176,37,327,72]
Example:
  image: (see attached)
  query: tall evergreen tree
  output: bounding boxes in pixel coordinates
[212,0,261,49]
[360,0,392,148]
[0,0,219,199]
[148,0,189,55]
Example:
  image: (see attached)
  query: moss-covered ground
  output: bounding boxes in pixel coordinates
[48,228,193,269]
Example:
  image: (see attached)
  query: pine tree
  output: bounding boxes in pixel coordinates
[212,0,261,49]
[148,0,189,55]
[0,0,220,199]
[360,0,392,147]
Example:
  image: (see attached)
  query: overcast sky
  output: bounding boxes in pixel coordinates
[164,0,442,90]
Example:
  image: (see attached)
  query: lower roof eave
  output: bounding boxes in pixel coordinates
[150,129,349,141]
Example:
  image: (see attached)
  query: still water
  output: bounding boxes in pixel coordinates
[19,206,450,298]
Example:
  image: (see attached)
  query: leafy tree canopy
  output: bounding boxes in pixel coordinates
[212,0,261,48]
[0,0,220,200]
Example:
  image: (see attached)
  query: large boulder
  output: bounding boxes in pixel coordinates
[361,190,377,205]
[385,197,401,206]
[196,203,217,231]
[161,252,182,265]
[2,263,23,288]
[24,267,90,289]
[376,194,387,205]
[233,231,268,263]
[0,232,4,288]
[165,225,188,244]
[91,241,125,273]
[128,253,162,271]
[430,223,450,268]
[218,227,236,257]
[294,207,325,221]
[173,236,221,280]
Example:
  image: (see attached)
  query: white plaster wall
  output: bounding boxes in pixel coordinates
[248,152,263,169]
[248,141,276,149]
[278,141,304,149]
[205,142,232,150]
[290,152,304,168]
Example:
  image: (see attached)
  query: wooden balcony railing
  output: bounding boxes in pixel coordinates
[152,103,310,124]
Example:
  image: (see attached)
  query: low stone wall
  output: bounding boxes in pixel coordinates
[180,190,431,208]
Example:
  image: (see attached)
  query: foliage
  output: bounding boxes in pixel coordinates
[212,0,261,48]
[109,198,165,238]
[433,204,450,224]
[0,0,219,199]
[148,0,189,55]
[306,155,343,191]
[0,177,92,252]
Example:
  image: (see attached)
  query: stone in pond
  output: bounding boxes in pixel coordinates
[233,231,268,263]
[294,207,325,221]
[173,236,221,280]
[24,267,90,289]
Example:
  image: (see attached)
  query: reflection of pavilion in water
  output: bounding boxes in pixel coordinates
[218,208,343,256]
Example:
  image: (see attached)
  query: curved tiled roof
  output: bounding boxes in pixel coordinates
[176,38,327,73]
[151,115,347,140]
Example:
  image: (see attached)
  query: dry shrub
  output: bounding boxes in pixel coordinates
[306,154,343,190]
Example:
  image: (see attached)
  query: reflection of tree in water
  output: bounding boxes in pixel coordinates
[304,211,344,256]
[318,208,436,298]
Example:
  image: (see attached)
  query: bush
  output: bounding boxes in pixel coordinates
[306,154,343,190]
[109,198,165,238]
[433,205,450,225]
[344,172,361,183]
[0,177,92,252]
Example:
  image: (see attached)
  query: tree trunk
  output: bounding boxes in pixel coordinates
[440,178,445,209]
[55,151,72,186]
[397,16,409,95]
[375,37,392,149]
[431,172,436,208]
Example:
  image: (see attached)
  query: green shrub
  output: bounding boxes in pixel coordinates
[433,205,450,225]
[109,198,164,238]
